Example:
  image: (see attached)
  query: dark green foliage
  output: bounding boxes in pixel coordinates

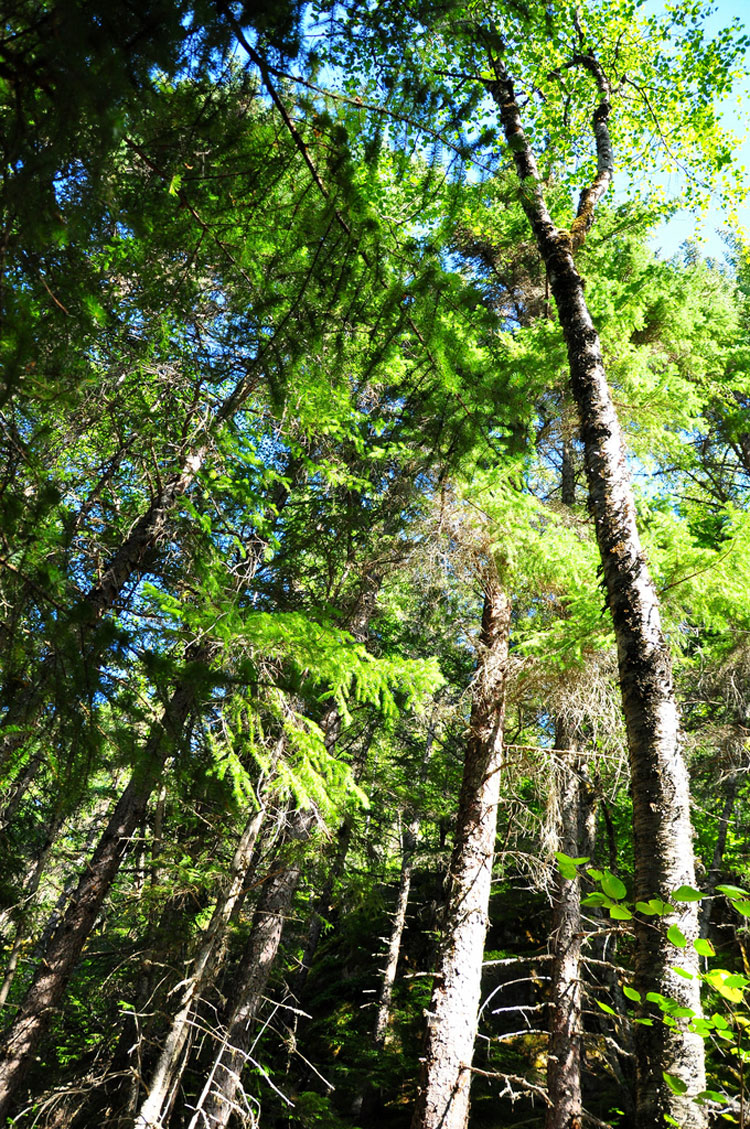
[1,2,750,1127]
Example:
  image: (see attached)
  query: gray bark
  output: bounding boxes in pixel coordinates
[132,741,283,1129]
[411,567,510,1129]
[488,53,706,1128]
[374,817,418,1049]
[187,807,314,1129]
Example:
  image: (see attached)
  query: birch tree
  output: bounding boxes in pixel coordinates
[312,2,748,1121]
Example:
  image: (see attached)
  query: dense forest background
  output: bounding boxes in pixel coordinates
[1,1,750,1127]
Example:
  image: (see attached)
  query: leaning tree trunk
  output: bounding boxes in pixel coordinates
[187,807,314,1129]
[292,817,352,1005]
[411,564,510,1129]
[488,53,705,1128]
[132,741,282,1129]
[0,811,64,1009]
[0,747,46,830]
[0,666,203,1122]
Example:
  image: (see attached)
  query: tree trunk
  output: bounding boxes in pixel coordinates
[545,727,584,1129]
[0,747,45,830]
[293,817,353,1004]
[0,458,297,786]
[0,810,64,1009]
[545,421,588,1129]
[411,567,510,1129]
[374,818,418,1049]
[375,721,435,1048]
[699,770,739,939]
[83,451,208,621]
[132,746,281,1129]
[187,807,314,1129]
[0,671,201,1122]
[489,62,706,1128]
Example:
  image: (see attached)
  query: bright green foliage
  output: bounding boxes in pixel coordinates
[2,2,750,1127]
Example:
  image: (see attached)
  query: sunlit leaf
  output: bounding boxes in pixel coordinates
[667,924,687,948]
[663,1072,688,1096]
[672,885,705,902]
[601,870,627,900]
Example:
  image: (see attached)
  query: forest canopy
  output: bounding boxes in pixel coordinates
[0,2,749,1128]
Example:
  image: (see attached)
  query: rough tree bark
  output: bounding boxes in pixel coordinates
[411,562,510,1129]
[187,806,315,1129]
[0,662,205,1122]
[131,741,282,1129]
[487,45,706,1128]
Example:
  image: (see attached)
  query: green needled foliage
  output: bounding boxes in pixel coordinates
[2,3,750,1127]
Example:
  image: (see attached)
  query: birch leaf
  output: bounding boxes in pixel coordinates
[667,925,687,948]
[663,1072,688,1096]
[601,870,627,900]
[672,885,705,902]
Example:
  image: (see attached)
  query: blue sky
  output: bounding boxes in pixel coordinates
[650,0,750,260]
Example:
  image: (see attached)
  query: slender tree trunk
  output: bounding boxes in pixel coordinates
[411,565,510,1129]
[375,721,435,1047]
[132,744,282,1129]
[546,728,584,1129]
[0,670,201,1122]
[489,60,706,1128]
[374,817,418,1049]
[545,421,586,1129]
[187,807,314,1129]
[23,790,115,968]
[293,817,353,1004]
[699,770,739,939]
[0,747,45,830]
[83,451,209,621]
[0,811,64,1009]
[577,775,636,1113]
[0,457,296,782]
